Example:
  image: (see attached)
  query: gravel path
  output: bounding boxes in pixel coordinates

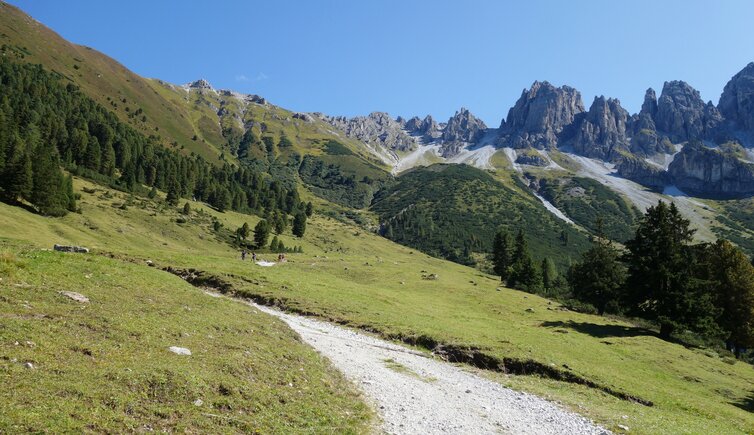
[253,303,610,435]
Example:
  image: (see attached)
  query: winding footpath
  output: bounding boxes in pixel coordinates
[252,303,610,435]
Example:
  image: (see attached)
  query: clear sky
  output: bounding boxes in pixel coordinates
[8,0,754,126]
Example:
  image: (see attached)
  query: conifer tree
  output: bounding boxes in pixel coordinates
[707,240,754,357]
[305,201,314,217]
[237,222,250,241]
[624,201,715,338]
[65,174,76,212]
[492,229,511,282]
[568,219,626,314]
[253,219,270,248]
[508,230,542,292]
[1,136,32,203]
[270,236,280,252]
[292,211,307,237]
[182,202,191,215]
[31,146,67,216]
[541,258,557,293]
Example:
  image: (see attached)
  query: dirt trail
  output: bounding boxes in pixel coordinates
[252,302,610,435]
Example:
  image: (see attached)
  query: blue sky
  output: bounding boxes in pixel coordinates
[9,0,754,125]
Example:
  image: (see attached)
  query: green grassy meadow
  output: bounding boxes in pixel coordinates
[0,176,753,433]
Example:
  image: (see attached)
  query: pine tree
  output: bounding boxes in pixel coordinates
[65,174,76,212]
[624,201,715,338]
[31,146,67,216]
[253,219,270,248]
[166,176,180,206]
[84,136,101,172]
[292,211,307,237]
[541,258,557,293]
[1,136,32,203]
[508,230,542,292]
[148,186,158,199]
[492,229,511,282]
[568,220,626,314]
[707,240,754,357]
[237,222,250,241]
[305,201,314,217]
[270,236,280,252]
[182,202,191,215]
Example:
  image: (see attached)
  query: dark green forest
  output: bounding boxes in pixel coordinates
[371,164,590,268]
[0,58,306,221]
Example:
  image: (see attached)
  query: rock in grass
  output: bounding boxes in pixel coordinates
[24,362,35,369]
[53,244,90,253]
[169,346,192,356]
[59,291,90,303]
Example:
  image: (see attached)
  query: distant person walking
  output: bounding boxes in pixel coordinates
[251,252,257,262]
[241,250,246,261]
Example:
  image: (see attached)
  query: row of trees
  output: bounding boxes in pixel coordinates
[0,58,308,221]
[492,229,561,294]
[568,202,754,354]
[235,211,308,250]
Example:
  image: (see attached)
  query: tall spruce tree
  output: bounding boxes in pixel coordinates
[292,212,307,237]
[1,135,32,203]
[253,219,271,248]
[707,240,754,357]
[30,145,67,216]
[624,201,715,338]
[568,220,626,314]
[492,229,511,282]
[541,258,557,293]
[508,230,542,292]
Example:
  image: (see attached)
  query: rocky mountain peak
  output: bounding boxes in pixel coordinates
[187,79,213,90]
[655,80,719,142]
[571,96,630,160]
[719,62,754,134]
[498,81,585,149]
[640,88,658,119]
[443,108,486,139]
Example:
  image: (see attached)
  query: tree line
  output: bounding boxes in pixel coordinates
[0,58,309,222]
[494,201,754,357]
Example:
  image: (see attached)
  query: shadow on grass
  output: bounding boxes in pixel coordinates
[540,320,657,339]
[732,393,754,413]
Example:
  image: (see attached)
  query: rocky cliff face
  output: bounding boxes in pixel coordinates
[668,142,754,196]
[317,108,488,159]
[615,156,669,189]
[439,108,487,156]
[315,112,420,152]
[571,96,630,160]
[498,81,585,149]
[654,81,721,142]
[719,62,754,136]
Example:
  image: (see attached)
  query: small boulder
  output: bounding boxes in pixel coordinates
[53,244,90,254]
[169,346,191,356]
[24,362,35,369]
[59,291,89,303]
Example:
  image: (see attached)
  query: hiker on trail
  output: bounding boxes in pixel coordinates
[251,252,257,262]
[241,250,246,261]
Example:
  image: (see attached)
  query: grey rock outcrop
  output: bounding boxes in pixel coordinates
[440,108,487,156]
[188,79,213,90]
[405,115,442,141]
[668,142,754,196]
[719,62,754,135]
[498,81,585,149]
[615,156,669,189]
[654,81,720,142]
[316,112,419,152]
[571,96,630,160]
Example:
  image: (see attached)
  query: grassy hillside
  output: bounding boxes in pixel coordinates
[0,241,371,433]
[371,164,590,269]
[537,175,642,242]
[1,177,752,433]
